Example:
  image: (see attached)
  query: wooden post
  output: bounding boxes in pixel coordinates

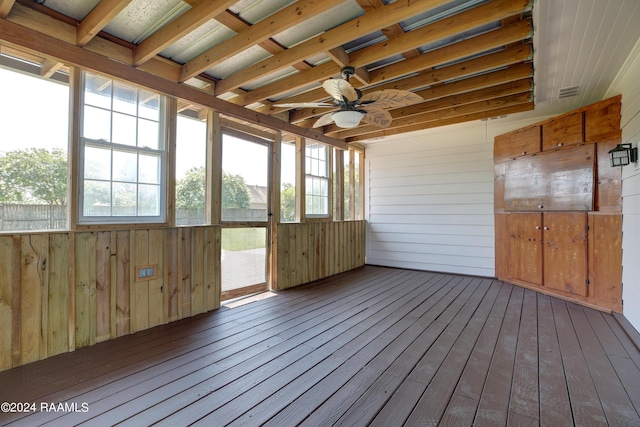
[295,136,306,223]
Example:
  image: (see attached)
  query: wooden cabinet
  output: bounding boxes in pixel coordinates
[494,125,541,160]
[504,145,595,212]
[542,111,584,151]
[508,213,543,285]
[494,95,622,312]
[542,213,588,296]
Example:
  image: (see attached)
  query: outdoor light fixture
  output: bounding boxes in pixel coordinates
[332,110,364,128]
[608,143,638,167]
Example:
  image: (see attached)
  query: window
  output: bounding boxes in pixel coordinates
[280,140,296,222]
[79,72,166,224]
[305,142,330,217]
[175,112,207,225]
[0,59,69,232]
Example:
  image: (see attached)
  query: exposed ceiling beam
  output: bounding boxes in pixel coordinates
[328,79,533,137]
[132,0,237,66]
[0,0,15,18]
[0,17,348,149]
[76,0,134,47]
[349,0,530,68]
[214,0,452,95]
[346,102,534,142]
[346,91,533,139]
[40,58,64,78]
[287,21,532,122]
[178,0,341,82]
[213,10,312,73]
[240,13,530,111]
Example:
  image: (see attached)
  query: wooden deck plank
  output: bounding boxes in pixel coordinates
[0,267,639,427]
[551,298,608,426]
[567,303,640,425]
[585,309,640,413]
[474,285,524,426]
[377,281,502,426]
[536,293,573,426]
[85,269,435,425]
[438,282,512,425]
[508,289,540,423]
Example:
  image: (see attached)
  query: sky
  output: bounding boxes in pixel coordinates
[1,66,295,188]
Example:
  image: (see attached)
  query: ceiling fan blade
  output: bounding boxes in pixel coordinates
[312,113,336,128]
[273,102,334,108]
[361,108,392,128]
[322,79,359,103]
[360,89,423,110]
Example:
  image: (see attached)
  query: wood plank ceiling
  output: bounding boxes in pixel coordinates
[0,0,534,145]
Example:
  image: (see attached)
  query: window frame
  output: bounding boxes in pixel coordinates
[304,141,331,219]
[77,71,168,225]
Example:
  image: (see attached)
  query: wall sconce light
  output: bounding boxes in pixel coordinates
[608,143,638,167]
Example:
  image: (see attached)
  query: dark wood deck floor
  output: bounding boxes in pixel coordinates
[1,266,640,426]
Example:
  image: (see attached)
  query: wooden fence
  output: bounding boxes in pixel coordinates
[0,205,267,229]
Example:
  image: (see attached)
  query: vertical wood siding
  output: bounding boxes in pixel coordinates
[275,221,366,290]
[607,40,640,330]
[0,225,221,372]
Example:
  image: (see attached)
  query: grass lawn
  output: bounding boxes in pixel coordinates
[221,227,266,251]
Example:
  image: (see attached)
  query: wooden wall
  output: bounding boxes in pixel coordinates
[274,221,366,290]
[0,226,220,372]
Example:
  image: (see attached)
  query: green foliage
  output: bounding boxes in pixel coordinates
[175,168,252,211]
[222,172,251,209]
[176,166,206,210]
[280,182,295,222]
[0,148,67,205]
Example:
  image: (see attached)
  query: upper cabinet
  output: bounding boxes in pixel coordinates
[542,111,584,151]
[585,99,622,142]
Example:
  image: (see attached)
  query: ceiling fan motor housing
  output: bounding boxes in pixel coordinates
[341,66,356,80]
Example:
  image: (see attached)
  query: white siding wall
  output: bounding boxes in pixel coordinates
[607,38,640,330]
[365,119,544,277]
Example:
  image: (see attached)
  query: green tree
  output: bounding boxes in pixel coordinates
[0,148,67,205]
[280,182,295,222]
[175,168,252,210]
[222,172,251,209]
[176,166,206,210]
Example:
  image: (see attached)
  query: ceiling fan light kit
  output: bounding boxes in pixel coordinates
[332,110,364,128]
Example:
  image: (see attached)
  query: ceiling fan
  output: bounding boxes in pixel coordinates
[274,66,424,129]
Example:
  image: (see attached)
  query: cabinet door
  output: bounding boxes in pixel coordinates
[508,125,541,158]
[543,213,588,296]
[542,111,584,151]
[588,214,622,311]
[508,213,543,285]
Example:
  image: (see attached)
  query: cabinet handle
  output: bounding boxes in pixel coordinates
[521,151,526,155]
[535,226,540,230]
[538,204,544,209]
[557,142,563,147]
[543,227,549,231]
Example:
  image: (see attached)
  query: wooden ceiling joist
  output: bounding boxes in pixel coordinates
[76,0,134,47]
[234,16,531,111]
[0,0,14,19]
[132,0,237,66]
[213,0,452,95]
[178,0,341,82]
[348,0,530,68]
[290,62,533,125]
[0,17,347,149]
[346,102,535,142]
[328,80,533,138]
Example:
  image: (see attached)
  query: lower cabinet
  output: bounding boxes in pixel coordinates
[542,213,588,296]
[496,212,621,311]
